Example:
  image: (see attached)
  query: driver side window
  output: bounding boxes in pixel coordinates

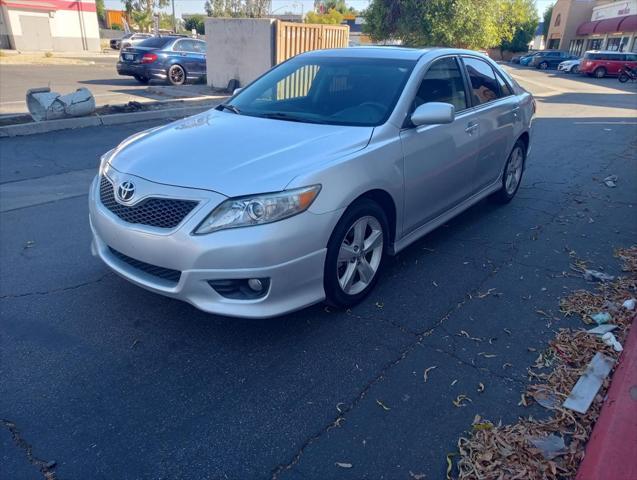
[413,57,468,112]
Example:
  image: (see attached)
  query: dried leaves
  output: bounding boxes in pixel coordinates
[453,246,636,480]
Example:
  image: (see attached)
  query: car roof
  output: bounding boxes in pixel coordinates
[297,46,496,61]
[585,50,627,54]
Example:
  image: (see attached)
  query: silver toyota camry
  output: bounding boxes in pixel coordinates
[90,47,534,318]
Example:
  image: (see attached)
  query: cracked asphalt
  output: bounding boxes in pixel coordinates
[1,67,636,480]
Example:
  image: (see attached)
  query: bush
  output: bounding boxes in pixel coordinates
[111,23,122,31]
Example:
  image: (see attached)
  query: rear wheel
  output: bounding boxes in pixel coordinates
[134,75,149,84]
[538,61,549,70]
[324,199,388,309]
[594,67,606,78]
[491,140,526,204]
[167,64,186,85]
[618,73,629,83]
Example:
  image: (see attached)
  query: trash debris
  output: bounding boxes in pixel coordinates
[23,240,35,249]
[603,175,618,188]
[452,394,472,407]
[584,269,615,282]
[376,399,391,411]
[528,389,560,410]
[26,87,95,121]
[591,312,611,325]
[528,434,568,460]
[586,324,618,336]
[563,352,614,414]
[423,365,437,383]
[623,298,636,311]
[335,462,352,469]
[602,332,623,352]
[477,382,485,393]
[409,471,426,479]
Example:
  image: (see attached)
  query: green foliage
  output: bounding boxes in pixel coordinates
[184,14,206,34]
[497,0,538,52]
[111,23,123,30]
[158,12,175,30]
[363,0,538,50]
[306,8,344,24]
[122,0,170,31]
[201,0,269,18]
[543,4,554,39]
[96,0,106,21]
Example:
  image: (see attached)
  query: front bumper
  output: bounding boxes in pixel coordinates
[88,171,342,318]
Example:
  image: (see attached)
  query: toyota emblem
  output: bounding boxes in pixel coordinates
[117,181,135,202]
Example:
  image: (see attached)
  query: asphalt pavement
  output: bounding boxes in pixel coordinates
[1,67,636,480]
[0,55,213,116]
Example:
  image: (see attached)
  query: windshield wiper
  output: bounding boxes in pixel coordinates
[218,103,241,114]
[257,112,327,124]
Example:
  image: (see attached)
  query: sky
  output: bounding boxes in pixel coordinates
[104,0,554,20]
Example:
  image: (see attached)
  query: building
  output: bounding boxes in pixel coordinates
[0,0,100,51]
[530,21,546,50]
[546,0,637,54]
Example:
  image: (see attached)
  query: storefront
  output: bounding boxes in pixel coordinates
[572,1,637,54]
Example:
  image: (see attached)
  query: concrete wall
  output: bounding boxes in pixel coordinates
[205,18,275,89]
[547,0,597,50]
[0,6,11,49]
[2,5,100,52]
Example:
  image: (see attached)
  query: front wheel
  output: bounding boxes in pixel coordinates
[167,64,186,85]
[491,140,526,204]
[571,65,579,74]
[324,200,388,309]
[618,73,629,83]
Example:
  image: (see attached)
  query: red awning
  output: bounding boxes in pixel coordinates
[577,20,600,36]
[594,17,625,34]
[618,14,637,33]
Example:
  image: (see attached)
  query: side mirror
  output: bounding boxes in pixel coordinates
[411,102,455,126]
[233,87,243,96]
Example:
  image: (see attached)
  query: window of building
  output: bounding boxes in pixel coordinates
[547,39,560,49]
[569,39,584,56]
[587,38,603,51]
[413,57,468,112]
[462,57,501,106]
[606,37,622,51]
[554,13,561,27]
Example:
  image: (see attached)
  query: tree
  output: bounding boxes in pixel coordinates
[363,0,500,49]
[96,0,106,23]
[306,8,344,24]
[202,0,269,18]
[497,0,538,54]
[122,0,170,31]
[543,4,554,39]
[184,14,206,34]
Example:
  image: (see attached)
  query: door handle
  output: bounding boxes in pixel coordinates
[465,122,478,135]
[511,106,520,117]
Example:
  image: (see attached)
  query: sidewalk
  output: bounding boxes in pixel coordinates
[577,314,637,480]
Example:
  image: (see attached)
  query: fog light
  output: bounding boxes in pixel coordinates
[248,278,263,292]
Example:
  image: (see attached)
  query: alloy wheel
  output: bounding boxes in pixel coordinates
[169,65,185,85]
[505,146,524,195]
[337,216,384,295]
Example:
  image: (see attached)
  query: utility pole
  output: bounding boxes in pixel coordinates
[172,0,176,33]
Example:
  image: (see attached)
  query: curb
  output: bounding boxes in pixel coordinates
[0,105,214,137]
[576,314,637,480]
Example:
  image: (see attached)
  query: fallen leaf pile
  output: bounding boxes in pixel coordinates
[454,246,636,479]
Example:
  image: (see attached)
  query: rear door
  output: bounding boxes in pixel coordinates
[607,54,626,75]
[173,39,205,76]
[400,55,482,232]
[461,56,519,191]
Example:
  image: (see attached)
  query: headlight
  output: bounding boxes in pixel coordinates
[194,185,321,235]
[99,149,115,174]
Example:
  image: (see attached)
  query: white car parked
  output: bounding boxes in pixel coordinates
[558,59,580,74]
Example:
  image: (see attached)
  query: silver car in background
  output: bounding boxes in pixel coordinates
[89,47,534,318]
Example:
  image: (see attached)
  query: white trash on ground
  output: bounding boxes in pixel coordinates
[26,87,96,121]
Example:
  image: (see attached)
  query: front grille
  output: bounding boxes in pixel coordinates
[109,247,181,284]
[99,176,198,229]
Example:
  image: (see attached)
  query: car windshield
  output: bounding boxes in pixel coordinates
[137,37,172,49]
[229,56,417,127]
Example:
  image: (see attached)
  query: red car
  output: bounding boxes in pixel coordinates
[579,50,637,78]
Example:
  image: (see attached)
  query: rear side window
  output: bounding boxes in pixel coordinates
[463,57,500,105]
[192,41,206,53]
[414,56,468,112]
[173,39,194,52]
[138,37,173,49]
[496,72,513,96]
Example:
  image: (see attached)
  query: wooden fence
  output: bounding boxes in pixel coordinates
[275,21,350,64]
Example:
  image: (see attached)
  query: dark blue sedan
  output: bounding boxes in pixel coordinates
[117,36,207,86]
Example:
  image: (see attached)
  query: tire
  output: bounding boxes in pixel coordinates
[324,199,389,309]
[538,61,549,70]
[167,64,186,85]
[594,67,606,78]
[571,65,579,74]
[618,73,629,83]
[491,140,526,204]
[134,75,149,84]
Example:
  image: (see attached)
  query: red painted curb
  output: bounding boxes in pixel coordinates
[576,314,637,480]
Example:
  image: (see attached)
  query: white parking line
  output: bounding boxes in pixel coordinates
[573,121,637,125]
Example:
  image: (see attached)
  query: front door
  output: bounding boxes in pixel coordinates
[400,56,481,234]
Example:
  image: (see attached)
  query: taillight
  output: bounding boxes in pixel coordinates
[141,53,158,64]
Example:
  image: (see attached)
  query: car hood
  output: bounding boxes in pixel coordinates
[108,110,374,197]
